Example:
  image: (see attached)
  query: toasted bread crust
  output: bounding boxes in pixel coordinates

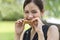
[23,20,32,24]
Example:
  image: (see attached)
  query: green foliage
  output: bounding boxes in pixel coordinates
[0,1,24,21]
[2,11,23,21]
[45,0,60,18]
[0,11,2,20]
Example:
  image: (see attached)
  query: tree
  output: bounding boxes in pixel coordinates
[45,0,60,18]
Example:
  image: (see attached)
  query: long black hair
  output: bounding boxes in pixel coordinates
[23,0,44,12]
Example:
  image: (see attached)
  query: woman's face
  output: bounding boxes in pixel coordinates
[24,2,43,20]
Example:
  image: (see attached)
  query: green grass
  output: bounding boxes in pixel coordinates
[0,21,15,40]
[0,21,30,40]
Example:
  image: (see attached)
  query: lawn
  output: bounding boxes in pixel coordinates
[0,21,30,40]
[0,21,15,40]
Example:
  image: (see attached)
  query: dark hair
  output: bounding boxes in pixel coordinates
[23,0,44,12]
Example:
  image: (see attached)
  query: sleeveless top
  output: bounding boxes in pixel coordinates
[23,25,49,40]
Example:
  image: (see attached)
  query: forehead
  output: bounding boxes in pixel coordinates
[24,2,39,11]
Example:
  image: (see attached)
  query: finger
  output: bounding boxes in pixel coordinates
[32,24,37,29]
[16,19,21,24]
[15,19,23,26]
[17,19,24,24]
[21,19,24,22]
[31,17,39,22]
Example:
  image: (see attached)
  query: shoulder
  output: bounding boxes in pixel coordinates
[47,25,59,40]
[47,25,59,36]
[48,25,59,31]
[42,25,59,33]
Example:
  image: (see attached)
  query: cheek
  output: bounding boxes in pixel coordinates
[33,13,41,18]
[24,13,27,18]
[24,13,29,18]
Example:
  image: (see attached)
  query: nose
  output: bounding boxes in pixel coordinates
[27,14,33,20]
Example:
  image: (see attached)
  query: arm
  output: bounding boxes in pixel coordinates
[15,31,25,40]
[15,19,25,40]
[20,31,25,40]
[31,18,45,40]
[47,25,59,40]
[37,30,45,40]
[15,34,20,40]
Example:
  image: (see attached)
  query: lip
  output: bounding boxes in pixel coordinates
[26,19,32,20]
[25,17,33,20]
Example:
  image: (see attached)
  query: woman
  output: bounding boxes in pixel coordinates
[15,0,59,40]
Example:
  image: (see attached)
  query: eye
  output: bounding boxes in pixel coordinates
[31,10,37,14]
[24,11,29,14]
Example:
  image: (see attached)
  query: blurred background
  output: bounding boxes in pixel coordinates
[0,0,60,40]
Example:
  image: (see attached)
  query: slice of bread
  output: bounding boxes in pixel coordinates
[23,20,32,24]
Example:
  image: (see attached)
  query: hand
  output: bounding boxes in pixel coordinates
[31,17,44,32]
[15,19,24,35]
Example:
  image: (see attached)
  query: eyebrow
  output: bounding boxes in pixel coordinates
[24,8,38,11]
[32,10,36,11]
[24,10,28,11]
